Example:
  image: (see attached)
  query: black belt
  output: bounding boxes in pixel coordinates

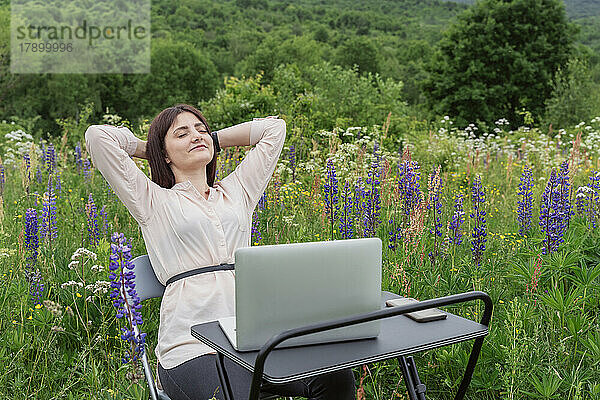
[165,263,235,286]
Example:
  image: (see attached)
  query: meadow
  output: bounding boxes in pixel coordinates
[1,107,600,400]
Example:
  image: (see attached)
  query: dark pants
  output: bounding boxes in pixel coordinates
[158,354,356,400]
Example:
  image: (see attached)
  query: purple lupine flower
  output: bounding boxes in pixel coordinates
[104,176,117,202]
[427,167,443,264]
[272,178,281,210]
[29,269,45,306]
[35,165,42,184]
[586,171,600,227]
[397,160,422,225]
[75,143,82,175]
[373,142,382,173]
[23,153,30,170]
[86,194,101,247]
[387,217,402,251]
[339,180,354,239]
[109,232,146,364]
[251,210,262,245]
[258,191,267,211]
[40,175,58,244]
[98,205,109,237]
[575,186,588,218]
[23,153,31,193]
[539,169,564,255]
[470,176,487,267]
[46,143,56,175]
[289,145,296,182]
[323,158,339,240]
[363,156,382,238]
[83,158,91,183]
[517,164,534,236]
[24,208,40,268]
[449,194,465,245]
[557,160,573,230]
[353,178,365,238]
[540,166,571,254]
[0,163,5,196]
[427,168,443,238]
[25,208,44,305]
[352,177,366,237]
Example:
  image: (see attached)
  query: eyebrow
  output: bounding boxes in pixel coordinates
[172,122,208,135]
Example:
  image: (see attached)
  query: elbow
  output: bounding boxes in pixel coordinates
[277,118,286,130]
[277,118,286,139]
[84,124,102,141]
[84,125,98,151]
[84,125,108,155]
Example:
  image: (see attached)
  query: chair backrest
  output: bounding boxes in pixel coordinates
[129,254,166,302]
[122,255,169,400]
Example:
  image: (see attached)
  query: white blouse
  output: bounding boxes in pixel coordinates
[84,117,286,369]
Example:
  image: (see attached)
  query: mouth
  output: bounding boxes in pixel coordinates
[190,144,208,152]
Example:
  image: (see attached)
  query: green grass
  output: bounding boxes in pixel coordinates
[1,114,600,399]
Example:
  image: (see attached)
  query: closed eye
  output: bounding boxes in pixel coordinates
[195,126,209,134]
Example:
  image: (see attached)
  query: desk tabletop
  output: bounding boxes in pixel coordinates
[191,291,489,384]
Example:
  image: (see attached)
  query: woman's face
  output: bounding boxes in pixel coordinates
[163,111,214,171]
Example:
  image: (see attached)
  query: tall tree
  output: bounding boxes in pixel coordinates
[423,0,577,128]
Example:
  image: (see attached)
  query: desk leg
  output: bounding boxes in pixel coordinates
[216,352,234,400]
[398,356,427,400]
[454,336,484,400]
[406,356,427,400]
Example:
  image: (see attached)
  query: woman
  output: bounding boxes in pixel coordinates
[84,104,356,400]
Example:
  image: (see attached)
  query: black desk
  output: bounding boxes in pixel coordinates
[191,291,492,400]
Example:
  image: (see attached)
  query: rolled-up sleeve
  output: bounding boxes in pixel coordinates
[231,117,286,211]
[84,124,160,226]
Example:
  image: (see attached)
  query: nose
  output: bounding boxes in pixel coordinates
[192,129,206,142]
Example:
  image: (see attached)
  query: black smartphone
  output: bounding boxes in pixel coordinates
[385,297,447,322]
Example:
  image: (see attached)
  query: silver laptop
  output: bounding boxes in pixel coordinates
[218,237,382,352]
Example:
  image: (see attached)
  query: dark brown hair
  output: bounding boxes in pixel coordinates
[147,104,217,189]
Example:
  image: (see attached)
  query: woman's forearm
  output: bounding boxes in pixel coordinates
[216,116,279,149]
[215,121,252,149]
[133,137,148,159]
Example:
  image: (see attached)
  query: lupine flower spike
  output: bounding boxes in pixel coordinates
[397,159,422,226]
[86,194,101,247]
[109,232,146,365]
[363,152,382,238]
[251,210,262,245]
[323,158,339,240]
[25,208,44,305]
[470,176,487,267]
[517,164,534,236]
[339,180,354,240]
[539,162,570,255]
[449,193,465,246]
